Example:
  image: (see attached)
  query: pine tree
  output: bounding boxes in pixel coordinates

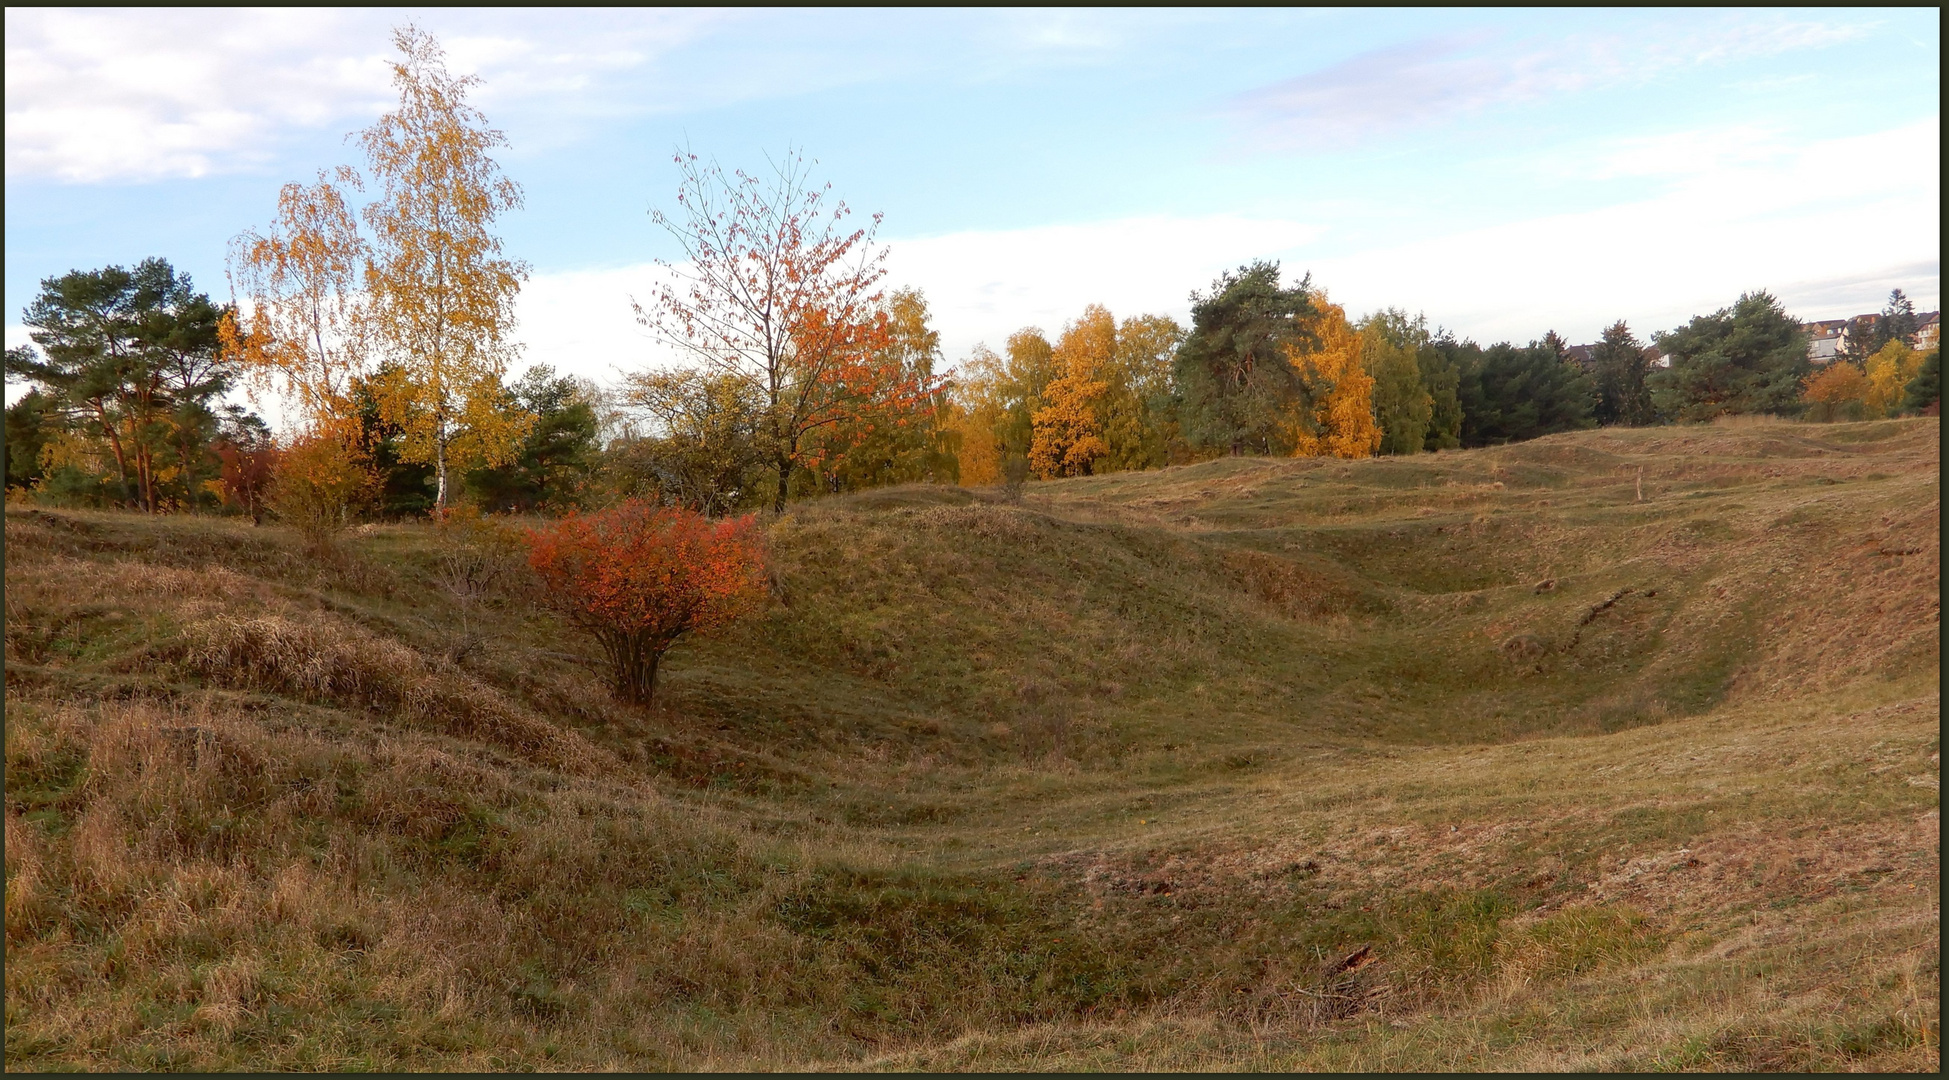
[1590,320,1654,426]
[1172,261,1315,456]
[1649,292,1808,421]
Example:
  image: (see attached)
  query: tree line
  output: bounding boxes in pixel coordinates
[6,26,1941,525]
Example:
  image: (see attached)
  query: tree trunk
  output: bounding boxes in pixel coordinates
[178,429,198,510]
[773,453,791,516]
[635,649,661,706]
[92,401,133,506]
[133,431,157,513]
[608,630,664,705]
[435,429,449,514]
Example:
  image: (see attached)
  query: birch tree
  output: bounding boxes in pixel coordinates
[224,167,370,440]
[359,25,529,512]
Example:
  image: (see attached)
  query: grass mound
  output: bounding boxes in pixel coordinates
[4,417,1938,1070]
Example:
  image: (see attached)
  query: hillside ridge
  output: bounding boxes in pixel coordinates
[4,418,1938,1071]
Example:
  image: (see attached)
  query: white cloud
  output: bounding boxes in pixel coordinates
[2,8,725,183]
[508,214,1324,384]
[1230,33,1553,147]
[5,9,392,181]
[3,7,1211,185]
[512,110,1939,382]
[1302,118,1939,342]
[510,263,679,386]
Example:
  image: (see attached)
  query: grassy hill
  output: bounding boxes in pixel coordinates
[4,417,1938,1070]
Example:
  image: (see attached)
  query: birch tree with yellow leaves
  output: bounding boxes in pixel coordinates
[358,25,530,513]
[224,168,371,440]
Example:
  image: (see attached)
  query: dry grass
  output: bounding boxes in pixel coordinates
[4,417,1938,1070]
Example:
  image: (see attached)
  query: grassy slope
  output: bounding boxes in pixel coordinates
[3,417,1938,1071]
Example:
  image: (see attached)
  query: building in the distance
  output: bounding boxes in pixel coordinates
[1805,319,1846,364]
[1804,311,1940,363]
[1563,305,1931,372]
[1916,311,1941,352]
[1838,313,1882,358]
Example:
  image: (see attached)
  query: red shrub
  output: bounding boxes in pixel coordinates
[214,439,281,525]
[525,500,768,704]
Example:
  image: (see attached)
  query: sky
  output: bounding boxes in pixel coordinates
[5,7,1940,411]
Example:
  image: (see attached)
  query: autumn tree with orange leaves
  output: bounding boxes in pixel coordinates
[1288,300,1382,459]
[797,287,957,493]
[1030,306,1116,478]
[525,500,769,704]
[635,149,938,513]
[1028,305,1185,479]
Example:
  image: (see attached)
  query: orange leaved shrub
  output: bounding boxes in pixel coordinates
[524,500,768,704]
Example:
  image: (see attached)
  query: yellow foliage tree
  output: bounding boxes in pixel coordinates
[1029,305,1116,478]
[1024,306,1185,479]
[1863,340,1923,418]
[359,25,530,512]
[1287,301,1381,459]
[955,330,1058,483]
[945,345,1008,487]
[270,431,374,550]
[224,168,370,442]
[1100,313,1184,472]
[1801,360,1871,421]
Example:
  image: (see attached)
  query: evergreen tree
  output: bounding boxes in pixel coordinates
[10,259,235,510]
[464,365,600,512]
[1903,349,1941,415]
[1416,335,1464,450]
[1876,288,1920,353]
[1171,261,1316,456]
[1455,332,1596,446]
[1590,320,1654,426]
[5,381,54,492]
[1649,291,1808,421]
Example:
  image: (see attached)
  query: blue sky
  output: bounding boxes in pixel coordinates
[5,7,1939,404]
